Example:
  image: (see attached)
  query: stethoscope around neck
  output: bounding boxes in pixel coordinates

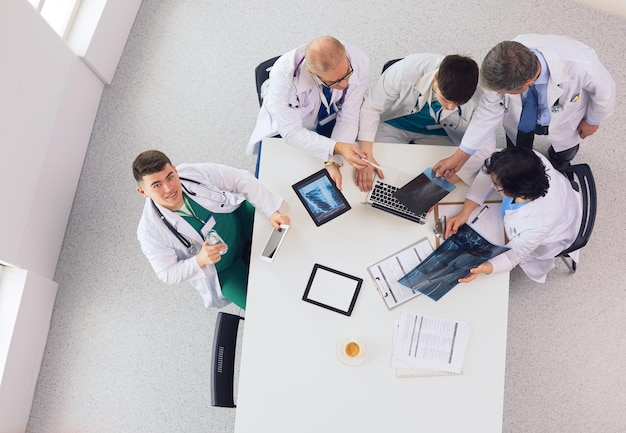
[288,57,347,110]
[151,177,227,255]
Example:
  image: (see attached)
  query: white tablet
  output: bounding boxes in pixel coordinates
[259,224,289,262]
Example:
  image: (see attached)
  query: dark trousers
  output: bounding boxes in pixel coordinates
[507,128,580,171]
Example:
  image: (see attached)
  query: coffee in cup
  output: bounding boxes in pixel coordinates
[344,341,360,358]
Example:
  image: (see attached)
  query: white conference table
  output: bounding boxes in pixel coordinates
[234,137,509,433]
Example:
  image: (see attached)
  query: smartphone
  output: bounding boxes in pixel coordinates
[260,224,289,262]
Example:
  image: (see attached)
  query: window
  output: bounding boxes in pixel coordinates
[27,0,83,41]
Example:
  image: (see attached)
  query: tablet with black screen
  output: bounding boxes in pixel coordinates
[292,169,351,226]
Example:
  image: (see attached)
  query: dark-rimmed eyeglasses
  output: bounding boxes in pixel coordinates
[314,61,353,88]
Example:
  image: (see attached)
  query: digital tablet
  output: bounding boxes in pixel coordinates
[260,224,289,262]
[302,264,362,316]
[292,169,351,226]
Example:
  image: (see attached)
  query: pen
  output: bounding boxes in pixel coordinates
[471,205,489,224]
[360,157,385,171]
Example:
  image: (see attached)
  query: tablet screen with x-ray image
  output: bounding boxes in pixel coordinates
[292,169,351,226]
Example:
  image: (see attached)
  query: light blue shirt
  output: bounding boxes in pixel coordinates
[501,196,529,217]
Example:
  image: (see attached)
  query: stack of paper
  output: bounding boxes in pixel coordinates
[392,311,470,377]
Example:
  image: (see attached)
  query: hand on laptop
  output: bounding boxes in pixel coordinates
[354,155,384,192]
[354,141,383,192]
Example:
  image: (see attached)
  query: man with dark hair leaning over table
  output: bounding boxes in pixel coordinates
[133,150,290,310]
[247,35,370,190]
[356,53,484,191]
[433,34,616,180]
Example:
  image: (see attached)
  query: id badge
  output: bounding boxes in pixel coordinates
[319,112,337,126]
[200,216,217,240]
[425,124,444,130]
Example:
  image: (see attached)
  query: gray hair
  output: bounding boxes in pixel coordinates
[480,41,538,92]
[305,36,346,75]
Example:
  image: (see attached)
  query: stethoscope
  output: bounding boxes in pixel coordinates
[500,94,563,114]
[151,177,227,255]
[412,91,463,130]
[288,57,347,110]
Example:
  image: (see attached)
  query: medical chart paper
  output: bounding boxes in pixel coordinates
[367,238,434,309]
[392,311,470,376]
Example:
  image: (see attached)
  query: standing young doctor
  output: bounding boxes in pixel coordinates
[134,150,290,309]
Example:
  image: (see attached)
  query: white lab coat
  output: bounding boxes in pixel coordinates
[466,151,582,282]
[460,34,616,154]
[247,41,369,162]
[136,163,283,308]
[358,53,483,145]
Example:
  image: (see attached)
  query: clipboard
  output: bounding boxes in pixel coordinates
[434,200,505,247]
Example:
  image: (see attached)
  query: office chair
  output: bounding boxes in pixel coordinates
[211,312,244,408]
[381,58,403,73]
[556,163,597,272]
[254,55,280,107]
[253,55,280,178]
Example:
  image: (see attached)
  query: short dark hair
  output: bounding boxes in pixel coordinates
[483,147,549,200]
[480,41,537,91]
[132,150,172,183]
[437,55,479,105]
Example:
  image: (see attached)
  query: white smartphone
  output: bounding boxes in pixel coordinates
[260,224,289,262]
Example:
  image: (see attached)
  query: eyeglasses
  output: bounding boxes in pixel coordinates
[491,181,505,193]
[314,61,353,88]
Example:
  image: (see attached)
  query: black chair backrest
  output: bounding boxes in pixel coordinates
[211,312,243,408]
[255,55,281,107]
[558,163,597,256]
[381,58,403,73]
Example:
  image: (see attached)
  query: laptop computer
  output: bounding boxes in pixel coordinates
[363,167,455,224]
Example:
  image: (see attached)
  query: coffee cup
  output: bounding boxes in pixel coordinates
[344,341,361,358]
[337,337,367,365]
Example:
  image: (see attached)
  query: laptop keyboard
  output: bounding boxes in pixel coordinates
[370,180,427,223]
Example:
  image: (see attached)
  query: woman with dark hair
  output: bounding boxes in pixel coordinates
[446,146,582,283]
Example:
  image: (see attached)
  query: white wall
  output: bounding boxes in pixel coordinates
[0,0,104,279]
[0,268,57,433]
[68,0,143,84]
[0,1,141,431]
